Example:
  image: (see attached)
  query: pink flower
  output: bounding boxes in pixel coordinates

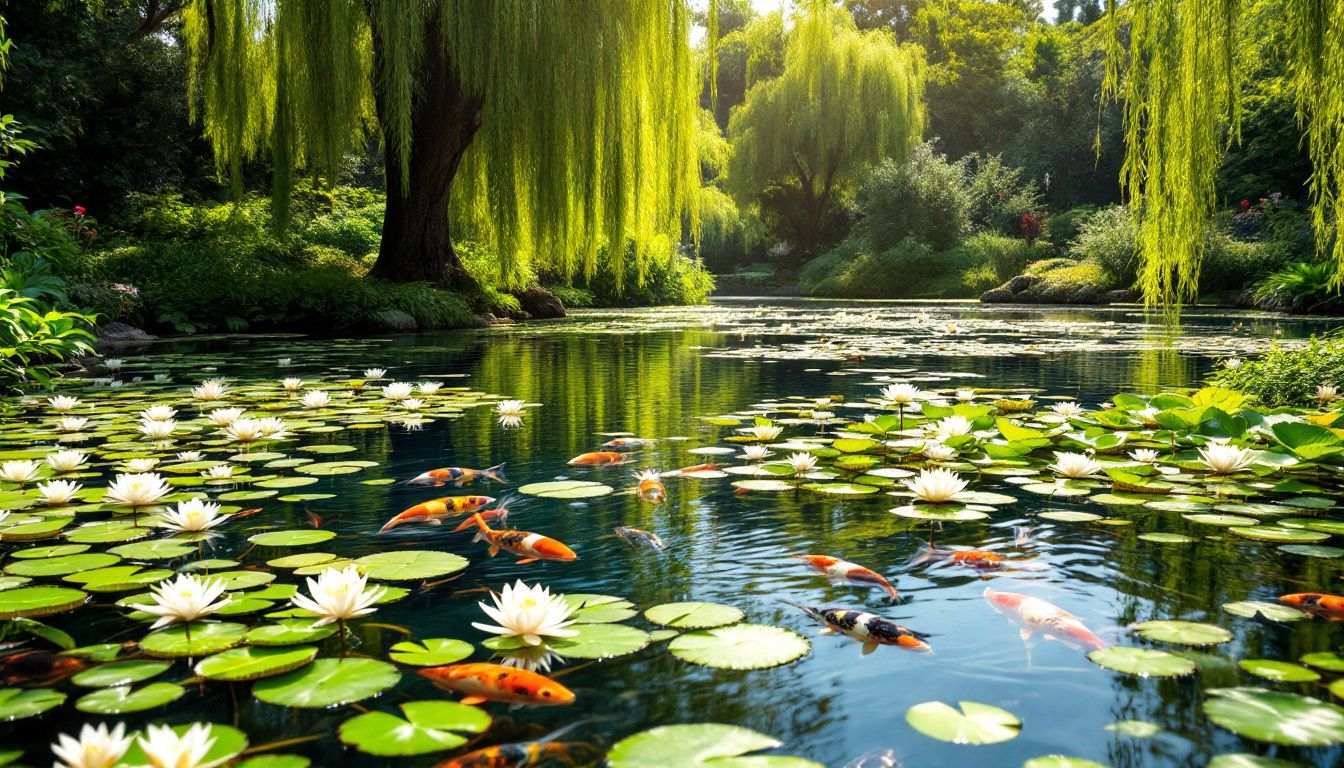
[73,205,87,217]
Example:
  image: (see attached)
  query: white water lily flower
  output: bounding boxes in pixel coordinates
[153,374,170,382]
[300,390,331,409]
[46,449,88,473]
[225,418,267,443]
[125,458,159,473]
[1,460,40,485]
[787,452,818,474]
[1318,384,1338,403]
[498,414,523,429]
[418,381,443,394]
[129,573,230,629]
[139,419,177,440]
[1199,442,1254,474]
[1049,451,1103,478]
[51,721,134,768]
[191,378,229,401]
[277,358,292,367]
[48,395,80,412]
[922,441,957,461]
[137,723,215,768]
[495,399,526,418]
[1129,449,1160,464]
[402,398,425,411]
[363,368,387,380]
[1224,357,1243,370]
[811,410,833,422]
[141,405,177,422]
[944,322,959,334]
[1051,402,1085,418]
[281,377,303,392]
[881,383,920,405]
[103,359,123,371]
[472,580,579,647]
[256,417,287,438]
[381,382,414,401]
[749,424,782,441]
[743,444,771,461]
[106,472,170,507]
[291,565,386,626]
[176,451,202,463]
[905,468,968,503]
[932,415,973,438]
[58,416,89,432]
[161,498,229,532]
[37,479,81,505]
[955,389,977,402]
[207,407,244,427]
[498,646,566,674]
[202,464,233,480]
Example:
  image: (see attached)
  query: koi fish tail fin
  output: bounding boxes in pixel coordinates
[378,515,404,533]
[470,512,492,534]
[908,545,940,567]
[782,600,821,621]
[484,463,507,485]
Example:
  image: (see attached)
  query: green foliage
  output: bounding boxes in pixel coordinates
[1043,205,1099,251]
[578,246,715,307]
[958,153,1044,236]
[1211,335,1344,406]
[961,233,1042,282]
[1200,229,1288,295]
[797,237,991,299]
[1071,205,1136,286]
[546,285,595,310]
[1253,262,1344,314]
[855,144,969,252]
[0,288,96,388]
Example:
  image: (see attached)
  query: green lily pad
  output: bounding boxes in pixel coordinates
[0,585,88,619]
[1203,687,1344,745]
[1206,755,1304,768]
[518,480,614,499]
[1238,659,1320,683]
[1138,533,1196,544]
[1222,601,1307,622]
[802,482,880,495]
[607,723,823,768]
[1023,758,1106,768]
[0,517,71,541]
[905,700,1022,745]
[0,688,66,721]
[1230,526,1330,543]
[1132,620,1232,646]
[1185,513,1258,527]
[388,638,474,666]
[71,660,169,688]
[245,619,338,647]
[140,621,248,658]
[669,623,809,670]
[645,602,745,629]
[8,543,88,559]
[1278,544,1344,558]
[563,594,637,623]
[1301,652,1344,672]
[248,529,336,547]
[1105,720,1163,738]
[2,552,120,577]
[1087,647,1196,677]
[354,550,468,581]
[195,645,318,681]
[119,723,247,768]
[237,756,310,768]
[75,682,184,714]
[253,658,400,709]
[484,622,651,660]
[108,540,197,560]
[338,700,491,756]
[891,503,989,521]
[66,521,148,544]
[267,552,339,569]
[1038,511,1102,523]
[730,479,796,492]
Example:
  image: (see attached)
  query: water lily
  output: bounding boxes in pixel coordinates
[498,645,567,673]
[787,452,818,475]
[881,383,920,405]
[58,416,89,432]
[141,405,177,422]
[103,358,123,371]
[175,451,202,462]
[137,723,215,768]
[1317,384,1338,404]
[955,389,977,402]
[402,398,425,411]
[202,464,233,480]
[278,377,304,394]
[1051,402,1085,418]
[748,424,782,441]
[418,381,443,394]
[743,444,771,461]
[191,378,229,401]
[905,468,968,503]
[931,415,973,439]
[300,390,331,409]
[1224,357,1243,370]
[363,368,387,380]
[1199,442,1254,474]
[161,498,229,532]
[125,458,159,473]
[225,418,267,443]
[944,322,959,334]
[37,479,82,505]
[106,472,170,510]
[381,382,414,401]
[48,395,80,412]
[1134,407,1160,426]
[46,449,88,473]
[51,721,134,768]
[1049,451,1103,478]
[1,459,40,486]
[206,407,244,426]
[922,441,957,461]
[277,357,292,367]
[129,573,230,629]
[495,399,526,417]
[1129,449,1160,464]
[291,564,386,627]
[139,419,177,440]
[256,417,287,438]
[472,580,579,647]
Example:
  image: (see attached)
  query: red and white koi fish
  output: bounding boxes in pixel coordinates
[470,513,577,564]
[661,463,720,477]
[407,463,507,487]
[614,526,666,551]
[418,663,575,706]
[636,469,667,505]
[796,554,900,602]
[432,721,598,767]
[379,496,495,532]
[910,546,1010,570]
[790,602,930,654]
[1280,592,1344,621]
[984,587,1106,650]
[567,451,627,466]
[601,437,655,450]
[451,495,517,532]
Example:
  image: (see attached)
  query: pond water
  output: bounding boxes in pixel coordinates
[3,299,1344,768]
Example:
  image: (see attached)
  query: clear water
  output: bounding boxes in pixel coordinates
[7,300,1344,767]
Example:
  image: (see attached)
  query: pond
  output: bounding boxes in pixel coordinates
[3,299,1344,768]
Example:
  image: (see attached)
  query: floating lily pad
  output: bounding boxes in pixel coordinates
[119,723,247,768]
[8,543,88,559]
[645,602,745,629]
[195,645,318,682]
[237,757,310,768]
[354,550,467,581]
[1088,647,1195,677]
[1132,620,1232,646]
[0,585,87,619]
[1206,755,1303,768]
[905,700,1021,745]
[1238,659,1320,683]
[3,552,120,577]
[1023,758,1106,768]
[253,658,400,709]
[1185,513,1258,527]
[248,529,336,547]
[1138,533,1196,544]
[1105,720,1163,738]
[0,688,66,721]
[518,480,614,499]
[1203,687,1344,745]
[669,623,809,670]
[731,479,796,492]
[891,504,989,521]
[1038,511,1101,523]
[71,660,169,688]
[268,552,338,569]
[563,594,637,623]
[388,638,473,666]
[607,723,823,768]
[1222,601,1307,622]
[245,619,337,647]
[1301,652,1344,672]
[485,622,651,660]
[338,700,491,756]
[1230,526,1330,543]
[140,621,247,658]
[1278,544,1344,558]
[802,482,880,495]
[75,682,183,714]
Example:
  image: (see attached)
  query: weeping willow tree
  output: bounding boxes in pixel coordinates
[1104,0,1344,308]
[726,0,924,258]
[180,0,710,289]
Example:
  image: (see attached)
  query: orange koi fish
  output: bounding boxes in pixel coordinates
[636,469,666,505]
[1280,592,1344,621]
[470,514,576,564]
[0,650,87,687]
[614,526,666,551]
[910,546,1009,570]
[663,463,720,477]
[408,464,507,487]
[797,554,900,602]
[379,496,496,532]
[789,602,930,654]
[984,588,1106,650]
[451,496,517,533]
[431,722,597,768]
[567,451,626,466]
[601,437,655,450]
[418,663,575,706]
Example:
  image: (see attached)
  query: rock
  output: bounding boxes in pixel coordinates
[1005,274,1042,293]
[97,322,156,344]
[368,309,418,331]
[1105,289,1141,303]
[511,287,566,319]
[981,273,1107,305]
[483,314,515,326]
[980,288,1016,303]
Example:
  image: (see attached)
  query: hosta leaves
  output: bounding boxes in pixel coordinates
[607,723,823,768]
[338,701,491,756]
[904,700,1021,745]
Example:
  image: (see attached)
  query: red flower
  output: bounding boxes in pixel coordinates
[72,205,87,217]
[1240,199,1250,210]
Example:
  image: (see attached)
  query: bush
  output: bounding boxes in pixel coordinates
[579,244,715,306]
[854,143,970,252]
[958,153,1044,236]
[1043,205,1098,252]
[547,285,595,309]
[798,237,989,299]
[1072,205,1136,286]
[960,233,1042,282]
[1210,335,1344,406]
[1199,230,1287,295]
[1253,262,1344,313]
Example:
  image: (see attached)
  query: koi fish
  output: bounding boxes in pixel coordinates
[0,650,86,686]
[636,469,667,505]
[418,663,575,706]
[601,437,654,450]
[408,464,507,487]
[470,513,576,564]
[789,603,930,654]
[379,496,496,532]
[567,451,626,466]
[1279,592,1344,621]
[431,721,597,768]
[662,463,720,477]
[984,588,1107,650]
[615,526,666,551]
[910,546,1008,570]
[1013,525,1037,547]
[451,496,517,533]
[796,554,900,602]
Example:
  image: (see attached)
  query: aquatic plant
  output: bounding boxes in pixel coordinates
[472,581,578,647]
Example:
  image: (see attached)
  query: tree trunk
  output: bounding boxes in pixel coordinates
[369,15,482,291]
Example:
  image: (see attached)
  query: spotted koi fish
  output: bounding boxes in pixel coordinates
[451,496,517,532]
[601,437,655,450]
[407,464,507,487]
[614,526,666,551]
[379,496,496,532]
[984,588,1107,650]
[796,554,900,602]
[636,469,666,505]
[910,546,1008,570]
[1280,592,1344,620]
[470,513,576,564]
[0,650,87,687]
[660,462,720,478]
[418,663,575,706]
[567,451,626,466]
[433,741,596,768]
[789,603,930,654]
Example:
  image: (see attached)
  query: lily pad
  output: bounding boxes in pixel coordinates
[1038,511,1102,523]
[518,480,614,499]
[1222,601,1307,622]
[75,682,183,714]
[253,658,400,709]
[3,553,120,577]
[1301,652,1344,672]
[645,602,745,629]
[0,688,66,721]
[1132,620,1232,646]
[338,700,491,756]
[140,621,248,658]
[354,550,468,581]
[1238,659,1320,683]
[1203,687,1344,745]
[607,723,823,768]
[1206,755,1303,768]
[195,645,318,681]
[71,660,169,688]
[669,623,809,670]
[1230,526,1330,544]
[388,638,474,666]
[1138,533,1196,544]
[563,594,638,623]
[248,529,336,547]
[245,619,337,647]
[1087,647,1196,677]
[0,585,87,619]
[904,700,1022,745]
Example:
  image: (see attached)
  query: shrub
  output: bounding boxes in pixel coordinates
[1072,205,1136,286]
[1210,335,1344,406]
[580,244,715,306]
[958,153,1044,236]
[798,237,989,299]
[1199,230,1287,295]
[960,233,1041,282]
[1043,205,1098,251]
[547,285,595,309]
[854,143,970,252]
[0,288,96,388]
[1253,262,1344,313]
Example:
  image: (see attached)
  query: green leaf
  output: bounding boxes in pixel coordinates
[253,658,400,708]
[669,623,809,670]
[905,700,1021,745]
[1203,687,1344,745]
[119,723,247,768]
[563,594,637,623]
[1131,620,1232,646]
[1206,755,1304,768]
[388,638,473,666]
[1222,601,1307,622]
[245,619,337,647]
[645,602,745,629]
[140,621,248,658]
[1087,647,1196,677]
[75,682,183,714]
[0,688,66,721]
[71,660,169,688]
[195,645,318,681]
[1301,652,1344,672]
[518,480,614,498]
[338,700,491,756]
[247,529,336,547]
[12,616,74,649]
[607,723,823,768]
[1238,659,1320,683]
[3,552,120,577]
[0,585,87,619]
[355,550,468,580]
